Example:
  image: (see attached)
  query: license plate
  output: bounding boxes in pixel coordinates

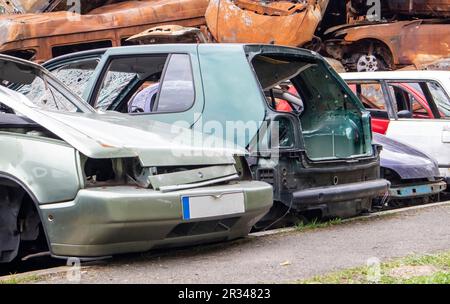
[181,192,245,220]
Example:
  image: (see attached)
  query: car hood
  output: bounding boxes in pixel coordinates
[0,86,243,167]
[373,133,440,180]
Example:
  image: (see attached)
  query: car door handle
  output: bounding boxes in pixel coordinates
[442,126,450,143]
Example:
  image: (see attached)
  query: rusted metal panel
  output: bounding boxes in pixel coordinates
[0,0,63,14]
[387,0,450,17]
[205,0,328,47]
[326,19,450,67]
[0,0,209,62]
[127,25,207,44]
[399,20,450,66]
[19,0,63,12]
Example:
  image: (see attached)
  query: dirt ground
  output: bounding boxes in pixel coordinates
[38,204,450,284]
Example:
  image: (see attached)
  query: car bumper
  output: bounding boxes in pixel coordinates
[39,181,273,258]
[388,181,447,198]
[292,179,390,206]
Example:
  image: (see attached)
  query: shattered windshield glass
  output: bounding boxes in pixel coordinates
[17,75,79,112]
[0,57,93,113]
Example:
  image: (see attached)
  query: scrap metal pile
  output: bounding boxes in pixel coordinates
[0,0,448,71]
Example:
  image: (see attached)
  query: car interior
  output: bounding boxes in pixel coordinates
[251,54,371,160]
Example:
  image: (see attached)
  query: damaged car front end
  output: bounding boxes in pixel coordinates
[0,55,273,262]
[373,133,446,207]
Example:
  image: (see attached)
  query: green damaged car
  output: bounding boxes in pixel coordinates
[0,55,273,263]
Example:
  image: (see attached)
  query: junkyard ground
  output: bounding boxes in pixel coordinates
[300,251,450,284]
[2,202,450,284]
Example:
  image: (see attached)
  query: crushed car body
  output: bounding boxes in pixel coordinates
[205,0,329,46]
[0,54,273,262]
[42,44,389,222]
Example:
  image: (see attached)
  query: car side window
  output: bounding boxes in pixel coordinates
[388,82,432,119]
[94,55,168,111]
[349,82,389,118]
[359,83,388,110]
[427,81,450,119]
[153,54,195,113]
[51,58,100,98]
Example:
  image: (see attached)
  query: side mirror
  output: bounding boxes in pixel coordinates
[397,110,413,119]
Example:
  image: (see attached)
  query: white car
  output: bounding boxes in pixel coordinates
[341,71,450,185]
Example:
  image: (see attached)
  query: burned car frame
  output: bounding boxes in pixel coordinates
[0,54,273,263]
[0,0,209,62]
[42,44,389,222]
[323,18,450,72]
[205,0,329,47]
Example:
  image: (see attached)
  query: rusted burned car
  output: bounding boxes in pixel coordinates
[0,1,140,15]
[42,44,389,223]
[0,0,208,62]
[205,0,329,47]
[0,54,273,263]
[323,19,450,71]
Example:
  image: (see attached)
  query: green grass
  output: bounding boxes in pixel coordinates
[0,274,40,284]
[295,218,343,232]
[298,251,450,284]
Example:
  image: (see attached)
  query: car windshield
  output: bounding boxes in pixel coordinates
[0,57,94,113]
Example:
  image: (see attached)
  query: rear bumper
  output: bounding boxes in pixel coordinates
[389,181,447,198]
[39,181,273,258]
[292,179,390,206]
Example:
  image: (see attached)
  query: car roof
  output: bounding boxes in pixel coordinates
[340,70,450,81]
[44,48,107,66]
[96,43,318,59]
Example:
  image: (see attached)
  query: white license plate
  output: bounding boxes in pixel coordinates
[181,192,245,220]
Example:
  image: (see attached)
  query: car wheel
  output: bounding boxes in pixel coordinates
[356,54,384,72]
[343,42,393,72]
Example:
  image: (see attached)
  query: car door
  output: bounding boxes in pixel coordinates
[384,80,450,179]
[43,52,104,99]
[84,47,204,128]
